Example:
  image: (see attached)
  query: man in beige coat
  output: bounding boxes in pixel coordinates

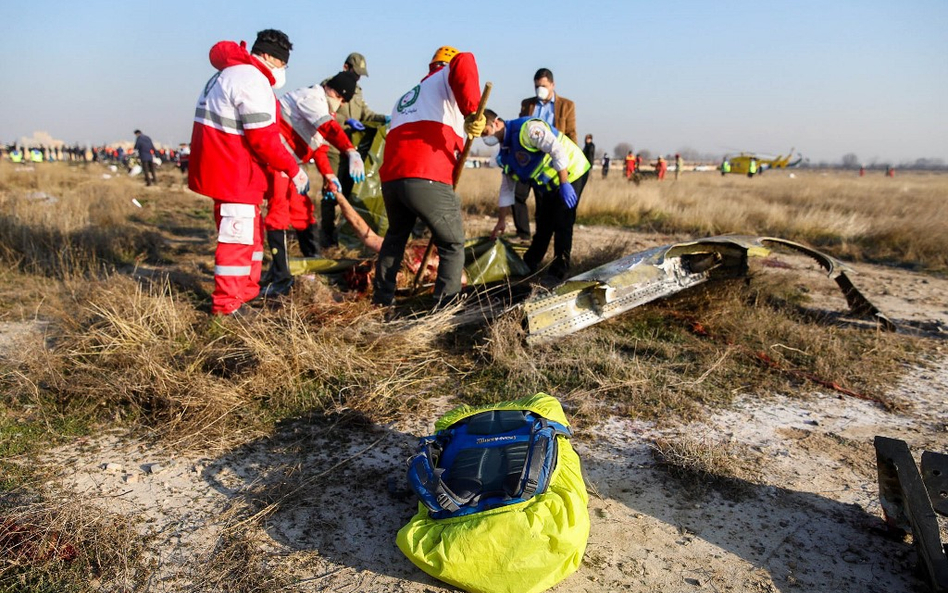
[512,68,577,240]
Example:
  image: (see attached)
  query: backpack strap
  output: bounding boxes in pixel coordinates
[516,417,573,500]
[407,437,471,514]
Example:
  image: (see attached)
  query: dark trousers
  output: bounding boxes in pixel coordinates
[141,159,157,185]
[522,175,587,280]
[373,179,465,306]
[512,180,533,237]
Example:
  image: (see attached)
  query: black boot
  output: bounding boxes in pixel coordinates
[319,198,338,248]
[257,230,293,298]
[296,224,320,258]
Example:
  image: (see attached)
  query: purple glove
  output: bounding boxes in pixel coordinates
[345,118,366,131]
[559,182,578,209]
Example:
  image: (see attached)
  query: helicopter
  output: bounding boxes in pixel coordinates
[721,148,804,175]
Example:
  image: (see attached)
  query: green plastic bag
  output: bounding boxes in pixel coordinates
[397,393,589,593]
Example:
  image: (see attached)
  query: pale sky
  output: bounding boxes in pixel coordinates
[1,0,946,164]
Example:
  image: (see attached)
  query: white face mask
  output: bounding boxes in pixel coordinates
[482,134,499,147]
[258,56,287,89]
[327,96,342,113]
[270,66,286,89]
[535,85,551,102]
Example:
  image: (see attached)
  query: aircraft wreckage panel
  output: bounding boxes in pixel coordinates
[524,235,893,343]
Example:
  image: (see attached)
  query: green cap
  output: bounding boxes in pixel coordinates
[345,52,369,77]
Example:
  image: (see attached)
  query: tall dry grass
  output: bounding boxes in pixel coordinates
[2,273,462,450]
[456,167,948,272]
[0,162,164,277]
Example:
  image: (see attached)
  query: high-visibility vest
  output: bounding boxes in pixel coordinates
[749,160,758,174]
[10,150,22,163]
[30,149,43,163]
[499,118,590,189]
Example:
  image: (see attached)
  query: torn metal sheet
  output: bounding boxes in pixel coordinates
[874,436,948,593]
[524,235,894,343]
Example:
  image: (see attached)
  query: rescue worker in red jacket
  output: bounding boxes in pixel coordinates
[372,46,484,308]
[188,29,308,316]
[257,70,363,298]
[624,150,635,180]
[655,155,668,181]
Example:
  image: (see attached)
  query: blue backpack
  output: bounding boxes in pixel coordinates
[406,409,572,519]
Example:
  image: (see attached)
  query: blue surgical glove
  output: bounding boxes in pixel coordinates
[345,118,366,131]
[384,115,391,125]
[323,191,336,202]
[347,150,366,184]
[323,174,342,194]
[559,182,578,209]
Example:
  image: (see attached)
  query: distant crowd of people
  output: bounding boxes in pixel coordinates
[595,150,683,182]
[2,140,191,175]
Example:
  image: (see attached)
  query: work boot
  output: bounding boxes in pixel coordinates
[319,198,338,248]
[296,224,320,258]
[257,230,294,299]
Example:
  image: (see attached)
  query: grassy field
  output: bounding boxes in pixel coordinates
[458,166,948,273]
[0,160,942,590]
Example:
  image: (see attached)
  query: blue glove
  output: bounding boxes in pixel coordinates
[322,191,337,202]
[347,150,366,184]
[384,115,391,125]
[559,182,578,209]
[345,118,366,131]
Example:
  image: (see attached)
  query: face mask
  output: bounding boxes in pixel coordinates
[327,96,342,113]
[482,134,499,147]
[535,86,551,102]
[270,66,286,89]
[259,56,287,89]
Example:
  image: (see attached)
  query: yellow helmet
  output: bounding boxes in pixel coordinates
[430,46,459,65]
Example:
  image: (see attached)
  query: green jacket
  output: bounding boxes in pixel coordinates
[322,81,388,172]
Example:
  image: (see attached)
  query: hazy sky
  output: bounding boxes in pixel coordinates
[2,0,946,164]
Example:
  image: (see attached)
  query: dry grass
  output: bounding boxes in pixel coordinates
[650,431,763,498]
[0,489,151,591]
[1,274,460,452]
[457,167,948,272]
[0,160,937,591]
[0,162,166,277]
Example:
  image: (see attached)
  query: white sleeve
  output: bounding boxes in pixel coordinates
[498,173,516,208]
[291,87,332,128]
[525,120,569,171]
[233,66,278,131]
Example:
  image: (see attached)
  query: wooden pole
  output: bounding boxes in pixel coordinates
[411,81,493,294]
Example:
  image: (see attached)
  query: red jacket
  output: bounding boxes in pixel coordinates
[380,52,480,185]
[188,40,299,204]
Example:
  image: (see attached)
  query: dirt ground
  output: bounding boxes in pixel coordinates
[3,223,947,593]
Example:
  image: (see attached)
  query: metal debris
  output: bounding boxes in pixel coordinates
[874,436,948,592]
[524,235,894,343]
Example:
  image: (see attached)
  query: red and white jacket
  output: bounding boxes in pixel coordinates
[277,85,354,176]
[188,40,300,205]
[380,52,480,185]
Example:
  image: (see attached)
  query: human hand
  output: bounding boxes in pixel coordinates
[490,218,506,240]
[345,118,366,131]
[322,174,342,194]
[463,113,486,138]
[559,182,578,209]
[292,168,310,195]
[348,150,365,184]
